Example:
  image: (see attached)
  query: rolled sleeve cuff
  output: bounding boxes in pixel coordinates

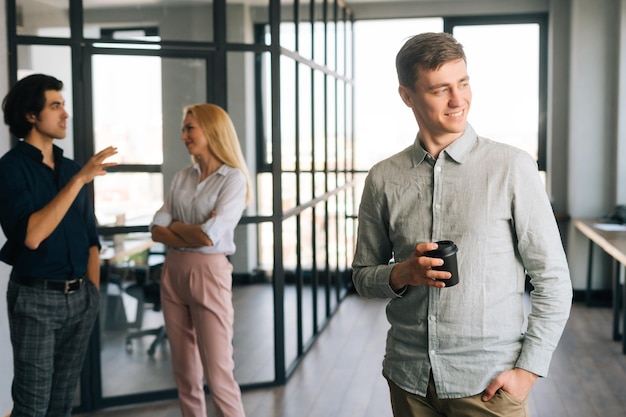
[200,219,216,243]
[354,264,405,299]
[151,211,172,228]
[515,345,554,378]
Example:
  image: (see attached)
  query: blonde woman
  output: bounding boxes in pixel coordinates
[151,103,251,417]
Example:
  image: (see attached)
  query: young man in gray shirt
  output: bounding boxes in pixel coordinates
[352,32,572,417]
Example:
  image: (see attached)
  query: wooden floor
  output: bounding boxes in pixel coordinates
[74,294,626,417]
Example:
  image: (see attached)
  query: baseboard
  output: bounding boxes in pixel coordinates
[572,289,612,306]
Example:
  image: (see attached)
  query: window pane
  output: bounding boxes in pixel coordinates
[345,20,353,78]
[92,55,163,165]
[17,0,70,37]
[313,4,325,65]
[257,51,273,167]
[95,173,163,227]
[17,45,74,157]
[92,54,207,228]
[227,0,268,44]
[83,0,213,42]
[327,78,336,171]
[337,80,346,171]
[257,172,273,217]
[313,70,325,171]
[227,53,257,177]
[299,63,313,172]
[346,83,353,171]
[353,18,443,171]
[336,19,345,75]
[280,21,296,52]
[281,56,297,172]
[453,24,540,161]
[326,3,336,71]
[299,1,313,60]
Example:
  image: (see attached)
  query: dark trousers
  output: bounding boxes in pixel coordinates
[6,279,99,417]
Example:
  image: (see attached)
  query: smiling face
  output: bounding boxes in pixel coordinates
[399,58,471,150]
[181,112,210,159]
[26,89,69,141]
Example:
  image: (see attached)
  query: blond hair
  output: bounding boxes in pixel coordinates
[184,103,253,206]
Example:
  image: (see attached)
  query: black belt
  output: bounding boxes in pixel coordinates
[11,275,84,294]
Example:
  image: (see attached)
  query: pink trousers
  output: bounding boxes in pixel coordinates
[160,249,245,417]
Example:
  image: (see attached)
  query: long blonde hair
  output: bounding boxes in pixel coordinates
[184,103,253,206]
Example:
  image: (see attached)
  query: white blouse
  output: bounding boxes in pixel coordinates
[151,163,246,255]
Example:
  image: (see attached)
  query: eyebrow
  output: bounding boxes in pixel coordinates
[427,76,470,91]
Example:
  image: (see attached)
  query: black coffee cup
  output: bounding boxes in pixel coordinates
[424,240,459,287]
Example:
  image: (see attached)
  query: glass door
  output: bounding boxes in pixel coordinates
[88,50,209,405]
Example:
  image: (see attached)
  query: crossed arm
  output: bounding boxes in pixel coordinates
[151,211,216,248]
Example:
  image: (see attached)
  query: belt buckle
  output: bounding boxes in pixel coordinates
[64,278,80,294]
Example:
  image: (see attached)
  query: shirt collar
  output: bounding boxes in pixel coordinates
[412,123,478,165]
[192,162,228,176]
[17,140,65,165]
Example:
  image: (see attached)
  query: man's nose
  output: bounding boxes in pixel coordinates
[448,88,464,107]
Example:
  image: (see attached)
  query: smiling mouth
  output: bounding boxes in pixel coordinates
[447,110,464,118]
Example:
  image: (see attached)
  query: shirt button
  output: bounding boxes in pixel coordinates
[436,166,442,172]
[429,315,436,321]
[430,350,436,355]
[435,204,441,209]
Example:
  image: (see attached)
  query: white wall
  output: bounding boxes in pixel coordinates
[565,0,624,291]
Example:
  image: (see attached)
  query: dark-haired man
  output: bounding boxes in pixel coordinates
[352,33,572,416]
[0,74,117,417]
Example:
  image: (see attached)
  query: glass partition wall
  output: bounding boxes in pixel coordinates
[6,0,355,412]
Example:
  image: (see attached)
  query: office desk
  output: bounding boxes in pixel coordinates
[100,234,155,266]
[574,218,626,353]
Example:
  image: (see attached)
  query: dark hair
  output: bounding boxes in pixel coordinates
[396,32,466,90]
[2,73,64,138]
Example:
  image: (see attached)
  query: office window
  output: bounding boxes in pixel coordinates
[16,0,70,37]
[451,21,544,170]
[353,18,444,171]
[354,16,547,174]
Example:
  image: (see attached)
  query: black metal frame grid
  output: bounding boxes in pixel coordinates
[4,0,356,412]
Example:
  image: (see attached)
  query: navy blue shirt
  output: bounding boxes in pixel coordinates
[0,141,100,280]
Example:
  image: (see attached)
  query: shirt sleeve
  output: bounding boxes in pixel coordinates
[199,168,247,245]
[0,158,33,262]
[83,190,101,249]
[151,172,177,229]
[351,166,404,299]
[511,151,573,377]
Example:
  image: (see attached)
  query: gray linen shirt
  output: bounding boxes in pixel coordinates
[152,163,246,255]
[352,124,572,399]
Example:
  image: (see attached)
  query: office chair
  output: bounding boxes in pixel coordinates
[124,246,168,356]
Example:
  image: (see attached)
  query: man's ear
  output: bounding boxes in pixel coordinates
[25,112,37,123]
[398,85,413,107]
